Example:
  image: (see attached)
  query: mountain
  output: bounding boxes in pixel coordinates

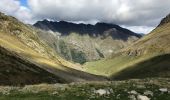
[84,13,170,79]
[34,20,141,64]
[0,12,106,85]
[34,20,141,37]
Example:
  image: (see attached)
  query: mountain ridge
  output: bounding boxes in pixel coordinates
[34,19,141,38]
[34,20,141,64]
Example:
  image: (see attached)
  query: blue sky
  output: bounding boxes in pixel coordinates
[20,0,28,7]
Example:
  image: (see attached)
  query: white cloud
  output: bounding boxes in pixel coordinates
[15,6,34,23]
[0,0,33,23]
[0,0,20,14]
[28,0,170,27]
[0,0,170,33]
[28,0,119,23]
[122,26,154,34]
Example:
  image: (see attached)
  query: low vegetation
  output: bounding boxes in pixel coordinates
[0,78,169,100]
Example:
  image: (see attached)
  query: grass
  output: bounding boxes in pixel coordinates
[84,52,170,80]
[0,46,66,85]
[84,54,152,77]
[112,54,170,79]
[0,78,169,100]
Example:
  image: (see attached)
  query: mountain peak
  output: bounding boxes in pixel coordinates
[158,13,170,26]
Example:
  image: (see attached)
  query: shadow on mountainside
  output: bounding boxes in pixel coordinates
[111,54,170,80]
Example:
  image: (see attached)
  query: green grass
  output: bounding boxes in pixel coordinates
[84,55,133,76]
[0,78,169,100]
[84,54,151,77]
[84,53,170,80]
[112,54,170,80]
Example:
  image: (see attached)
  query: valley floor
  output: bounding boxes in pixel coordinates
[0,78,169,100]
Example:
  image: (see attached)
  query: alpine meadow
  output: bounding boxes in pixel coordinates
[0,0,170,100]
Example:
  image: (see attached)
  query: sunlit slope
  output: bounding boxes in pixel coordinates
[84,54,152,77]
[84,14,170,79]
[0,12,106,84]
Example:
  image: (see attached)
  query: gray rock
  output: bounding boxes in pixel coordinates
[144,90,153,96]
[128,90,138,95]
[159,88,168,93]
[137,95,150,100]
[129,95,137,100]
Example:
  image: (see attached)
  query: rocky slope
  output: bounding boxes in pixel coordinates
[123,14,170,56]
[34,20,141,64]
[0,12,106,85]
[85,13,170,79]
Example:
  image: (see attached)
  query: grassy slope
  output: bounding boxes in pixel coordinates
[84,54,152,77]
[0,46,65,85]
[112,54,170,80]
[0,13,106,85]
[84,19,170,79]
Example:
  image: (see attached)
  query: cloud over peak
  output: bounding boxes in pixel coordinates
[0,0,170,33]
[28,0,170,26]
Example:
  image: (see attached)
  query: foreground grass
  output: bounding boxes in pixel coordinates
[0,78,169,100]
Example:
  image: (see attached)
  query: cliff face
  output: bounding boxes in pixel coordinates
[34,20,141,64]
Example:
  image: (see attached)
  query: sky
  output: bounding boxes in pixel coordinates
[20,0,28,7]
[0,0,170,34]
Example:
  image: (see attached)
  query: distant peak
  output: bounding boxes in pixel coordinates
[95,22,118,26]
[35,19,119,27]
[40,19,51,23]
[42,19,49,22]
[59,20,68,23]
[158,13,170,26]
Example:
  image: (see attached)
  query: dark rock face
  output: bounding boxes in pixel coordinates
[34,20,141,39]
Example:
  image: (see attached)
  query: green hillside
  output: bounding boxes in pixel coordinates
[84,14,170,79]
[0,12,106,85]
